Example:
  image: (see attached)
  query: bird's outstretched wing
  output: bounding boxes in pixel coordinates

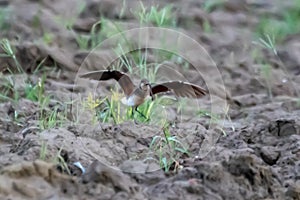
[151,81,208,98]
[79,70,135,97]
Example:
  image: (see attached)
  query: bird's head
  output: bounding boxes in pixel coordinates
[139,79,151,91]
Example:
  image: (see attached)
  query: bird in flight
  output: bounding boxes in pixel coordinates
[79,70,208,117]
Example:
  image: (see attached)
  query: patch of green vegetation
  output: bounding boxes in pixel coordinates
[40,142,72,175]
[28,75,67,130]
[203,19,212,33]
[113,47,157,82]
[0,39,24,73]
[251,42,295,100]
[39,141,48,160]
[25,74,46,102]
[0,7,10,31]
[256,34,277,55]
[199,0,225,33]
[55,146,71,175]
[203,0,225,12]
[0,75,19,102]
[32,10,42,29]
[0,39,68,130]
[114,48,183,83]
[42,32,55,45]
[82,92,190,173]
[76,18,125,50]
[149,123,189,172]
[91,19,124,48]
[134,3,176,27]
[254,1,300,106]
[38,104,67,130]
[260,63,273,99]
[84,92,167,125]
[82,93,107,124]
[252,35,279,100]
[131,54,159,82]
[0,39,26,102]
[0,68,66,130]
[197,107,233,136]
[256,0,300,43]
[75,34,89,50]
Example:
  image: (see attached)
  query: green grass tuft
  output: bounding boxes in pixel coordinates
[134,3,176,27]
[256,0,300,43]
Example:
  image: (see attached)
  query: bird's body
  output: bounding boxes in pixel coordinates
[121,95,136,106]
[121,88,150,107]
[79,70,208,116]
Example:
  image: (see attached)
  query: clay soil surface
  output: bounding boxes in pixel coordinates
[0,0,299,199]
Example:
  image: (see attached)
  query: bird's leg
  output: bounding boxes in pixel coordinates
[131,106,135,118]
[135,106,147,119]
[149,85,155,101]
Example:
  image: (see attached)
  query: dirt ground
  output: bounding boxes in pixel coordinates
[0,0,300,199]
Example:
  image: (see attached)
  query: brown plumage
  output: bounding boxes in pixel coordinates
[79,70,208,111]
